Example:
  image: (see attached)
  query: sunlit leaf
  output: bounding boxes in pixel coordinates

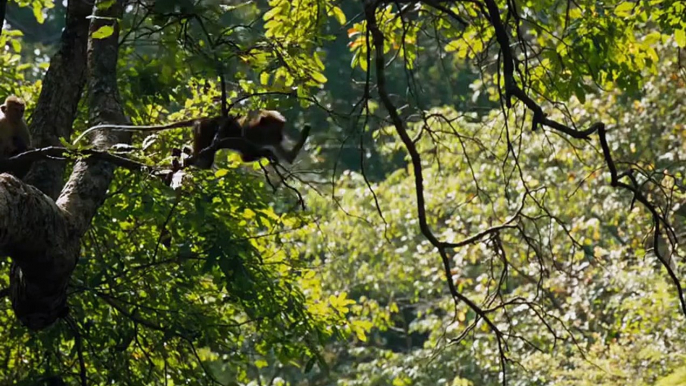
[92,25,115,39]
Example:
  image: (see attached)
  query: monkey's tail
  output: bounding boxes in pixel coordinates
[284,124,311,163]
[71,119,198,146]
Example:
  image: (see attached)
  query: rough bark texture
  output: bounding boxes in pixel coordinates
[24,0,94,200]
[1,174,76,329]
[58,0,130,235]
[4,0,128,330]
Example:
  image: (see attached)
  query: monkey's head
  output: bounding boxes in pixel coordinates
[259,110,286,124]
[255,110,286,142]
[1,96,26,121]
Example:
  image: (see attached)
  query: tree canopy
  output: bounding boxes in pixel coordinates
[0,0,684,385]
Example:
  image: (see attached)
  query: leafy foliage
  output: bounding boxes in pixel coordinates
[1,0,685,384]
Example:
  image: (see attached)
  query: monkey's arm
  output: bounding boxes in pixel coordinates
[216,137,279,163]
[16,122,31,148]
[11,136,29,154]
[0,121,12,144]
[186,137,275,169]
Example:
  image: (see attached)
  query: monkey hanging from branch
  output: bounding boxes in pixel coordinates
[72,68,310,182]
[72,109,312,170]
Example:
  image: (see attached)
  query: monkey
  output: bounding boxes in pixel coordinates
[0,95,31,158]
[72,110,311,169]
[190,110,311,168]
[0,95,33,178]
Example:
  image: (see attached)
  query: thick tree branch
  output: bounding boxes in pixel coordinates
[1,0,131,331]
[1,0,95,331]
[57,0,130,239]
[0,174,76,329]
[24,0,94,199]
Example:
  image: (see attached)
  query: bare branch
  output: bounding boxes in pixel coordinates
[0,146,155,173]
[480,0,686,316]
[364,2,510,383]
[441,192,527,248]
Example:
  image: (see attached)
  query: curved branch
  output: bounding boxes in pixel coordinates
[441,192,527,248]
[480,0,686,316]
[364,3,510,382]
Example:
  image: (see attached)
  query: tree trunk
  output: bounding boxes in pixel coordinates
[3,0,128,330]
[24,0,94,199]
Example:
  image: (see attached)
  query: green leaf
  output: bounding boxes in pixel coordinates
[32,3,45,24]
[614,2,635,17]
[304,356,316,373]
[676,29,686,48]
[97,0,117,9]
[263,6,281,21]
[310,71,327,84]
[394,376,413,386]
[574,84,586,104]
[10,39,21,53]
[92,25,115,39]
[353,324,367,342]
[359,53,368,72]
[644,31,662,45]
[243,208,256,219]
[331,6,346,25]
[444,40,461,53]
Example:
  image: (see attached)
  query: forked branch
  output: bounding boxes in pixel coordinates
[364,2,511,383]
[480,0,686,316]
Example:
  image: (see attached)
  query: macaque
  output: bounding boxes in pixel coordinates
[190,110,311,169]
[0,95,31,158]
[73,110,311,169]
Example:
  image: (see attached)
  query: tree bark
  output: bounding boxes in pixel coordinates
[24,0,94,199]
[3,174,76,329]
[57,0,130,236]
[3,0,128,330]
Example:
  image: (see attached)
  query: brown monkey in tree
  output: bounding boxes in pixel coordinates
[190,110,311,168]
[0,95,33,178]
[0,95,31,158]
[72,110,311,169]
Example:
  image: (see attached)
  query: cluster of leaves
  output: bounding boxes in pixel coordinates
[0,1,356,385]
[2,0,686,384]
[275,50,686,384]
[247,1,686,385]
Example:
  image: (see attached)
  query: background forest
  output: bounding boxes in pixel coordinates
[0,0,685,385]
